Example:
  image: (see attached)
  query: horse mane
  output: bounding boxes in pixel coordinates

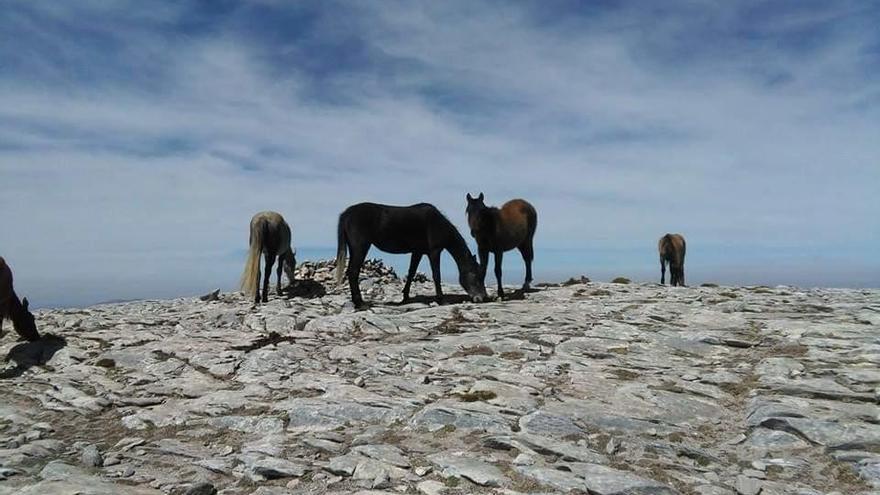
[435,208,477,269]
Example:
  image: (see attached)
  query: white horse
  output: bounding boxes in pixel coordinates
[241,212,296,304]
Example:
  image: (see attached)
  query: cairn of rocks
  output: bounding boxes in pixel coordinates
[294,258,428,285]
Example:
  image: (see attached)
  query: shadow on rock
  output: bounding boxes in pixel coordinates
[230,331,296,353]
[283,279,326,299]
[2,333,67,379]
[498,287,540,301]
[386,294,473,306]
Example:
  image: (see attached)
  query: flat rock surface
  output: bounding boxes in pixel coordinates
[1,272,878,494]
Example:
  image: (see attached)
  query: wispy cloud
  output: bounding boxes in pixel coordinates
[1,0,878,306]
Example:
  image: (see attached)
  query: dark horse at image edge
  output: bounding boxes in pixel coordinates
[335,202,488,307]
[0,257,40,342]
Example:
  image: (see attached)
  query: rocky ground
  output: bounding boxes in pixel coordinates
[0,260,878,495]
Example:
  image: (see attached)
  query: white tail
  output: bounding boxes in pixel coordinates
[240,222,264,296]
[334,217,347,285]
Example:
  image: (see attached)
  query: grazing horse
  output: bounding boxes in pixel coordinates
[0,257,40,341]
[240,211,297,304]
[465,193,538,297]
[334,202,487,307]
[658,233,686,286]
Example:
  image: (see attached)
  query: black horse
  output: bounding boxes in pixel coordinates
[335,203,488,307]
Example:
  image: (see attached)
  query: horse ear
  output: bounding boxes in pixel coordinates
[22,297,29,310]
[466,193,473,201]
[478,192,484,201]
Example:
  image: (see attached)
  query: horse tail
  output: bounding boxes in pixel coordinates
[659,234,672,258]
[334,214,348,285]
[526,202,538,238]
[240,219,266,296]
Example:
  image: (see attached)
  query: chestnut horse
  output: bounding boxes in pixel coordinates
[335,202,487,307]
[659,233,686,286]
[465,193,538,297]
[0,257,40,341]
[241,211,297,304]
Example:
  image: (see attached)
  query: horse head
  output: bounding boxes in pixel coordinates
[465,192,488,236]
[13,297,40,342]
[459,253,488,303]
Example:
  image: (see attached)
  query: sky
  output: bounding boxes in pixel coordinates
[1,1,878,308]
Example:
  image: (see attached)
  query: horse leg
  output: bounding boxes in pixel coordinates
[276,255,284,296]
[677,265,685,287]
[402,253,422,303]
[660,260,666,285]
[348,245,369,308]
[262,253,276,303]
[253,260,262,305]
[494,250,504,298]
[428,249,444,304]
[518,241,534,291]
[478,247,490,284]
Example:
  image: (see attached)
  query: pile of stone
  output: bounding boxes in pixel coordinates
[294,258,420,284]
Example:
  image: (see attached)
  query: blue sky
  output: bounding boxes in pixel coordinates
[1,1,878,307]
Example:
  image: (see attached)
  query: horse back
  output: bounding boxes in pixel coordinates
[659,234,686,263]
[498,199,537,246]
[250,211,292,254]
[342,202,453,253]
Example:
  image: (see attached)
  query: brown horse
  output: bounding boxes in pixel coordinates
[241,211,296,304]
[466,193,538,297]
[0,257,40,341]
[658,233,686,286]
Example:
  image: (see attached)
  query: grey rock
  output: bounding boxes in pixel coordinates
[428,452,505,487]
[352,444,411,468]
[183,483,218,495]
[513,465,586,492]
[562,463,676,495]
[735,474,763,495]
[417,480,446,495]
[199,289,221,302]
[326,453,362,476]
[204,415,284,434]
[81,444,104,467]
[40,460,84,480]
[244,455,309,480]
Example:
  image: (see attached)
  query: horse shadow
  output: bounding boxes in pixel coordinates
[377,287,542,308]
[385,294,474,307]
[282,279,327,299]
[2,333,67,379]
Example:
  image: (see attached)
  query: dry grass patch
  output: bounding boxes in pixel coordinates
[433,308,471,335]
